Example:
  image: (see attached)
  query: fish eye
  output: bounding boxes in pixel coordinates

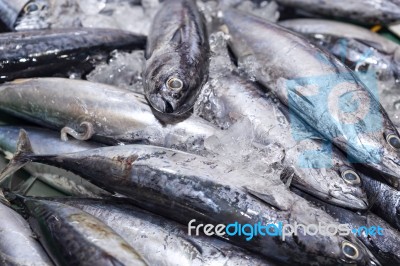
[24,2,39,13]
[341,169,361,185]
[386,134,400,150]
[166,77,183,91]
[342,241,359,260]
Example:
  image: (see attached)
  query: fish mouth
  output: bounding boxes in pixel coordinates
[294,184,368,210]
[328,192,369,210]
[148,94,176,114]
[371,157,400,190]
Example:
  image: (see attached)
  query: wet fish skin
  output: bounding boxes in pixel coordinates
[196,31,367,210]
[0,126,109,197]
[45,197,275,266]
[0,28,146,82]
[0,131,380,265]
[275,0,400,25]
[196,72,368,210]
[0,78,217,154]
[0,201,53,266]
[224,9,400,191]
[280,19,400,92]
[361,173,400,231]
[144,0,210,116]
[293,188,400,266]
[15,197,146,266]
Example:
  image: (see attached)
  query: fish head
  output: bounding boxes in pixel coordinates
[287,139,368,210]
[15,0,50,31]
[339,236,381,266]
[365,121,400,189]
[144,58,199,115]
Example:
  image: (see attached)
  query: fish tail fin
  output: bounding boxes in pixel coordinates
[0,129,35,185]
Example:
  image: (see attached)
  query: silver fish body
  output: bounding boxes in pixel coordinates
[361,173,400,231]
[0,28,146,82]
[0,126,108,197]
[280,19,400,127]
[196,31,367,210]
[275,0,400,25]
[293,188,400,266]
[0,78,217,154]
[18,198,146,265]
[197,72,368,210]
[0,131,380,265]
[46,197,275,266]
[224,9,400,190]
[144,0,210,116]
[0,201,53,266]
[280,19,400,89]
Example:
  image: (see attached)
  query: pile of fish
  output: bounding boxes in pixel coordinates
[0,0,400,265]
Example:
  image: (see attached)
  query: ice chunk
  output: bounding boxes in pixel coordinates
[87,50,146,94]
[205,117,286,179]
[47,0,159,35]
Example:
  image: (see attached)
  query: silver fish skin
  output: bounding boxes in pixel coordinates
[280,19,400,91]
[0,0,31,30]
[293,188,400,266]
[196,31,367,210]
[17,198,146,266]
[45,197,275,266]
[361,173,400,231]
[280,19,400,127]
[0,201,53,266]
[279,19,400,56]
[0,28,146,82]
[0,78,217,154]
[223,9,400,190]
[0,130,380,266]
[144,0,210,116]
[275,0,400,25]
[0,126,109,197]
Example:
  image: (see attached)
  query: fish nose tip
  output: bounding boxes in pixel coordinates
[148,94,176,114]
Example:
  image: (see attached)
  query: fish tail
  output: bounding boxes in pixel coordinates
[0,129,35,185]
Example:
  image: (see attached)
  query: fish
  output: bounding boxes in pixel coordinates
[196,31,368,210]
[0,130,381,265]
[0,0,44,30]
[280,19,400,91]
[0,28,146,82]
[223,9,400,191]
[44,197,276,266]
[144,0,210,116]
[275,0,400,25]
[280,19,400,127]
[293,188,400,266]
[361,173,400,231]
[14,0,50,31]
[11,196,146,265]
[0,200,53,265]
[0,126,109,197]
[0,78,217,154]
